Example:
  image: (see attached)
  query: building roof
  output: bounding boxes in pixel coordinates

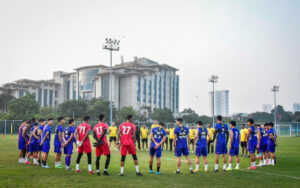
[74,65,108,71]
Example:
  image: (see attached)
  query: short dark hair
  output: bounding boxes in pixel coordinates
[34,122,39,126]
[176,118,183,123]
[31,118,36,122]
[216,115,222,121]
[159,122,164,126]
[69,119,75,124]
[248,119,254,124]
[99,114,105,121]
[196,121,203,125]
[84,116,90,121]
[264,123,269,126]
[39,118,45,123]
[26,120,31,124]
[256,124,261,127]
[230,121,236,127]
[269,122,274,127]
[127,115,133,120]
[48,118,53,121]
[58,116,64,122]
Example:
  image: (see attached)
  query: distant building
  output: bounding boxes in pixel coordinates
[262,104,272,113]
[209,90,229,117]
[0,57,180,114]
[293,103,300,113]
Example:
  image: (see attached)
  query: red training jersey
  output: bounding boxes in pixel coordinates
[76,122,91,143]
[93,122,109,144]
[119,122,136,146]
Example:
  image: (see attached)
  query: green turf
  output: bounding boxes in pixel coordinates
[0,136,300,188]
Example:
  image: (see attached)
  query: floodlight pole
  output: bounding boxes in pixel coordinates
[272,85,279,125]
[209,75,218,127]
[103,38,120,126]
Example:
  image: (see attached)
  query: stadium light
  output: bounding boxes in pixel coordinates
[103,38,120,127]
[209,75,218,126]
[271,85,279,125]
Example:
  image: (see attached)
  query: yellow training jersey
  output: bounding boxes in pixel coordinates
[151,124,159,130]
[109,126,118,137]
[140,127,149,139]
[207,127,215,140]
[165,128,170,137]
[240,128,248,142]
[169,128,175,139]
[189,128,196,139]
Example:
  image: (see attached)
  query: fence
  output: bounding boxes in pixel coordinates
[1,120,299,137]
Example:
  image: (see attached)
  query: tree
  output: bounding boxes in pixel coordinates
[86,98,116,120]
[198,115,213,125]
[181,108,200,123]
[35,106,59,120]
[7,95,40,120]
[271,105,293,122]
[293,112,300,122]
[58,100,88,119]
[247,112,273,123]
[116,106,138,122]
[152,108,175,123]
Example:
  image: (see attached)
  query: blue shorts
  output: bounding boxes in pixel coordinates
[267,143,275,153]
[43,142,50,153]
[54,143,62,153]
[64,144,73,155]
[175,147,189,157]
[248,144,256,154]
[19,140,26,150]
[28,143,37,152]
[229,147,239,156]
[259,143,268,153]
[149,147,162,158]
[216,143,227,154]
[36,143,43,152]
[195,146,207,157]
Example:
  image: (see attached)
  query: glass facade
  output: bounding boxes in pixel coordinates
[38,89,42,105]
[176,76,179,110]
[158,76,161,108]
[19,91,24,97]
[153,75,157,104]
[44,89,48,106]
[143,78,146,103]
[79,69,99,91]
[101,75,109,100]
[49,90,53,106]
[163,72,166,108]
[137,77,141,102]
[172,77,175,112]
[72,76,76,100]
[148,80,152,103]
[67,81,70,100]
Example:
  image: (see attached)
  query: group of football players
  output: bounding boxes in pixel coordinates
[17,114,278,176]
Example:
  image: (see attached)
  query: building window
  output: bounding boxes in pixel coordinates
[38,89,42,105]
[143,78,146,103]
[19,91,24,97]
[148,80,152,103]
[72,76,77,100]
[54,100,58,107]
[49,90,53,106]
[101,76,109,100]
[172,77,175,112]
[55,90,58,98]
[66,81,70,100]
[153,75,157,104]
[137,77,141,102]
[44,89,48,106]
[176,76,179,110]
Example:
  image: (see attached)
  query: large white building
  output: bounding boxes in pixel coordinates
[262,104,272,113]
[0,57,180,114]
[209,90,229,117]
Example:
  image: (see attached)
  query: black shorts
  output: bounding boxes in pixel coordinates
[241,141,247,148]
[190,139,194,145]
[142,138,148,143]
[164,138,168,144]
[109,136,116,142]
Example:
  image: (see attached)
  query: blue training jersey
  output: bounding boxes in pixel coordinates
[64,126,75,144]
[174,126,189,149]
[214,123,229,144]
[248,126,257,146]
[19,126,27,142]
[54,124,63,145]
[196,127,207,147]
[231,128,240,148]
[42,125,51,142]
[150,127,167,148]
[259,128,268,145]
[267,128,276,144]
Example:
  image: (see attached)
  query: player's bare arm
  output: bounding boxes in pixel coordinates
[229,130,233,149]
[22,127,27,141]
[194,129,199,148]
[40,132,49,145]
[33,127,39,140]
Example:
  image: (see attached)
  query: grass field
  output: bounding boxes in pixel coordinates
[0,135,300,188]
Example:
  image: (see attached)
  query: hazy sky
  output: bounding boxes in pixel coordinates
[0,0,299,115]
